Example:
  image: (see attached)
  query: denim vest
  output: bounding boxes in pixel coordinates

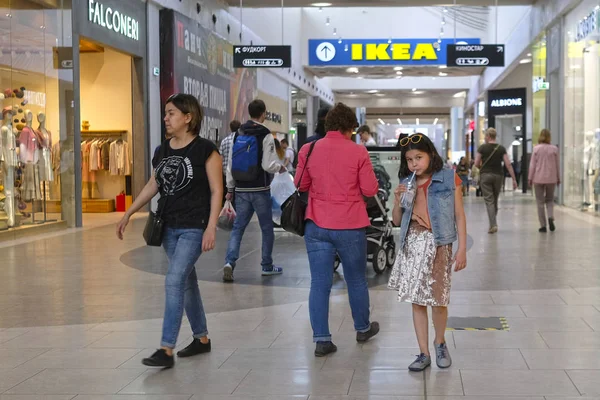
[398,169,457,248]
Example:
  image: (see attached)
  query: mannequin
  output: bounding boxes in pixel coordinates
[583,131,597,207]
[20,110,41,202]
[1,108,17,227]
[36,112,54,182]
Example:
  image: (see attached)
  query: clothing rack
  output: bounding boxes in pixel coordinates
[81,130,127,137]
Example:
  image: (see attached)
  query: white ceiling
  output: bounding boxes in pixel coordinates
[336,88,466,99]
[231,0,533,7]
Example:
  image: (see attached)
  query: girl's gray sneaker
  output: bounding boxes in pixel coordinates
[408,353,431,372]
[435,342,452,368]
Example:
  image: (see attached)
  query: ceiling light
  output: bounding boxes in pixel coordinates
[439,65,447,69]
[520,58,532,64]
[412,90,425,95]
[441,20,446,25]
[433,118,438,125]
[375,93,385,97]
[388,38,392,44]
[412,88,417,92]
[367,90,379,93]
[333,28,337,35]
[396,71,402,75]
[357,76,363,79]
[416,118,420,125]
[395,76,402,79]
[512,139,522,146]
[453,91,466,98]
[527,53,532,57]
[346,67,359,73]
[397,118,402,125]
[291,90,297,94]
[394,66,403,71]
[325,17,330,26]
[439,72,448,76]
[438,38,442,43]
[338,37,342,44]
[344,44,348,52]
[443,7,448,12]
[378,118,385,124]
[312,2,332,6]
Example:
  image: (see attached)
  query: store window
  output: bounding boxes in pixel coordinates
[0,0,74,235]
[531,35,547,144]
[564,0,600,214]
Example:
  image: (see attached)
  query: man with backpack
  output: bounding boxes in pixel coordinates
[223,99,287,282]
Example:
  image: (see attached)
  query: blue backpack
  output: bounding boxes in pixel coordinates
[231,130,260,181]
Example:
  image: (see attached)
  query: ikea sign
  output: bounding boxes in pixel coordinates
[309,38,481,66]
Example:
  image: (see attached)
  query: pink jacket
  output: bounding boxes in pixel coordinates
[528,143,560,185]
[295,131,379,230]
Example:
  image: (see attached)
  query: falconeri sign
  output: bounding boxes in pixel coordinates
[88,0,140,41]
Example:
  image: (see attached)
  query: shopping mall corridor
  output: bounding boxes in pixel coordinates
[0,194,599,399]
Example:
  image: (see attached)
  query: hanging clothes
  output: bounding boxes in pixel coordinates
[36,128,54,182]
[109,140,131,176]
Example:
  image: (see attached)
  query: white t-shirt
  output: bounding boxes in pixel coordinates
[285,147,295,171]
[365,137,377,147]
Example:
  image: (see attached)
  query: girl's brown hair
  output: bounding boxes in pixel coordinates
[539,129,551,144]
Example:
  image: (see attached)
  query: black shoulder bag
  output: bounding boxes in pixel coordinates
[143,138,198,246]
[280,140,318,237]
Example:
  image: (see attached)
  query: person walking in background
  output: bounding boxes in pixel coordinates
[117,93,223,368]
[295,102,381,357]
[529,129,560,233]
[219,120,241,204]
[390,133,467,372]
[306,106,331,143]
[456,156,470,196]
[281,138,296,173]
[223,100,287,282]
[475,127,518,234]
[358,125,377,147]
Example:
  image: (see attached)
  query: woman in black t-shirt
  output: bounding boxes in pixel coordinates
[116,93,223,368]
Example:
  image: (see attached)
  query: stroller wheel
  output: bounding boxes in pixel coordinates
[372,246,387,275]
[386,243,396,268]
[334,254,341,272]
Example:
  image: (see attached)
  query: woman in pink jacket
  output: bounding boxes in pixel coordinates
[528,129,561,232]
[295,103,381,357]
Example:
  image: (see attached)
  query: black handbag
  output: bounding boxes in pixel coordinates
[143,138,198,246]
[280,140,317,237]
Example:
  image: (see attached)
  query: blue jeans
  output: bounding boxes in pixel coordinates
[304,221,371,342]
[161,228,208,348]
[225,191,274,270]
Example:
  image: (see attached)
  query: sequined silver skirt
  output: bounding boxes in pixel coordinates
[388,222,453,306]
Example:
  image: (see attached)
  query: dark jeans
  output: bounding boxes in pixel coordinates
[225,191,275,270]
[161,227,208,348]
[304,221,371,342]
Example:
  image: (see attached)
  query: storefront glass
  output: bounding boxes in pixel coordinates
[532,35,547,144]
[0,0,74,234]
[564,0,600,214]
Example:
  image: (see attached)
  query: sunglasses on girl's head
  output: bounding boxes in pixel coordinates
[399,134,423,147]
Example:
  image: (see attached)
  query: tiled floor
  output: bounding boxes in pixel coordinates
[0,194,599,399]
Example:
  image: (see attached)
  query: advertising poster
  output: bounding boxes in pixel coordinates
[160,9,257,142]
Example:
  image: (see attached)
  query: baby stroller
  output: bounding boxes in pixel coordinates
[334,189,396,274]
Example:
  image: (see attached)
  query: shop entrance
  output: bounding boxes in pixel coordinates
[77,38,145,221]
[494,114,525,190]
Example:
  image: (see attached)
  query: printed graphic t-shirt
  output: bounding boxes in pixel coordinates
[152,137,219,229]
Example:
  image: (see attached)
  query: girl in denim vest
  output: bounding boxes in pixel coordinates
[389,134,468,372]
